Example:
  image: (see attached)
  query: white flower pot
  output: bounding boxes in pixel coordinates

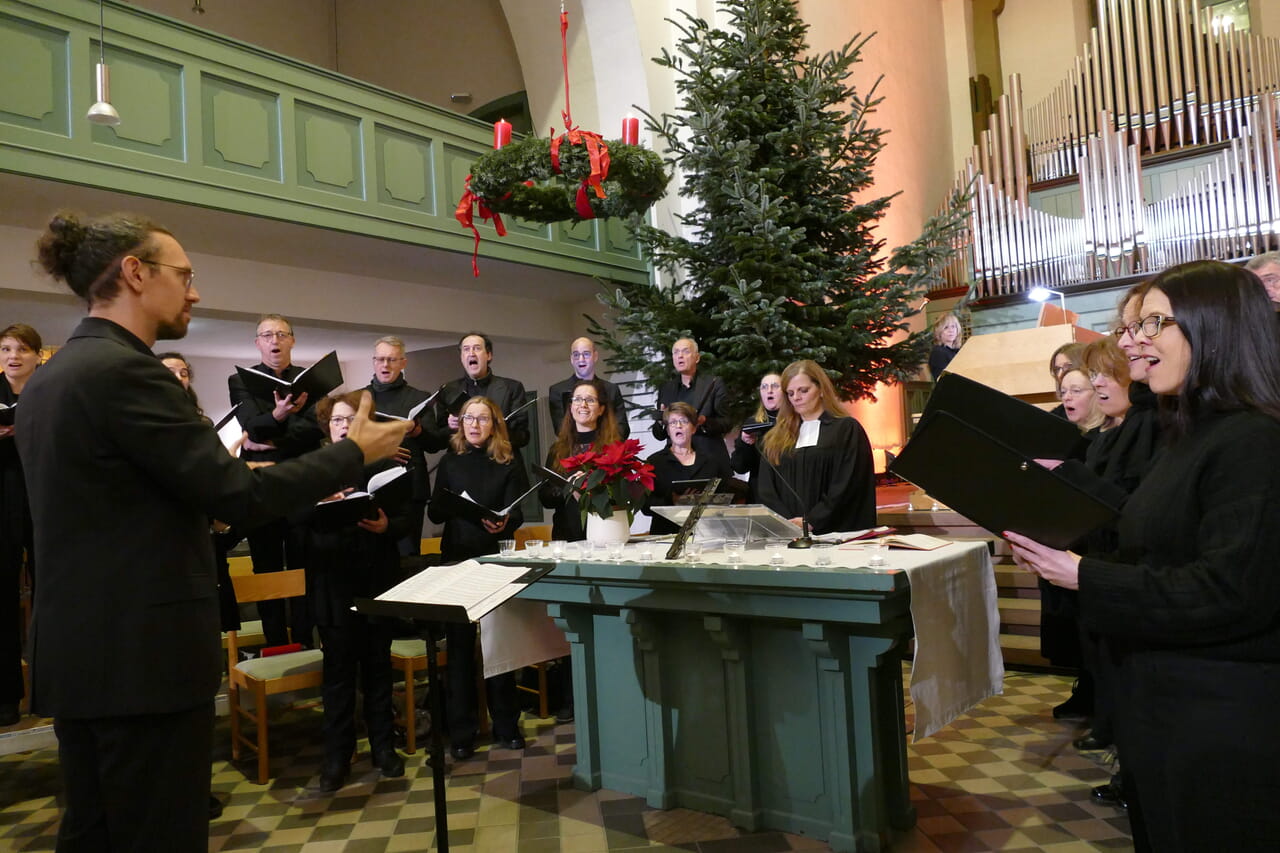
[586,510,630,545]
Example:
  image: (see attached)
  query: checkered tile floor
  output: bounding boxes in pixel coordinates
[0,668,1131,851]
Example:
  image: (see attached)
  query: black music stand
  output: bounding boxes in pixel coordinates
[354,561,555,852]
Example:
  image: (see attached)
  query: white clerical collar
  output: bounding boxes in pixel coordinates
[796,419,821,448]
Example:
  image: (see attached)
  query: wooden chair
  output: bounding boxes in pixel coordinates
[514,525,552,549]
[390,637,447,754]
[227,569,325,783]
[517,661,552,719]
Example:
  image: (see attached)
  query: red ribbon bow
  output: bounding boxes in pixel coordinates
[550,128,610,220]
[454,174,507,278]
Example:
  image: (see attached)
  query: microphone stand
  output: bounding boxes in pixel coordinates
[757,448,813,549]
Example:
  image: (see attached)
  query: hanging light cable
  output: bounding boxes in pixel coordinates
[86,0,120,126]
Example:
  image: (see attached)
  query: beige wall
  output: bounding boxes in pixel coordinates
[130,0,525,114]
[998,0,1092,112]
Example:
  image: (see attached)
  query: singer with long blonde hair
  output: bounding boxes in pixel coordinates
[757,360,876,534]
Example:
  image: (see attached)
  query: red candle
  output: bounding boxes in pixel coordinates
[493,118,512,150]
[621,115,640,146]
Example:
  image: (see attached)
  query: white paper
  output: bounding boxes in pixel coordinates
[375,559,533,622]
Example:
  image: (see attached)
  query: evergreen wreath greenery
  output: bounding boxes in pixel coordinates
[468,135,670,224]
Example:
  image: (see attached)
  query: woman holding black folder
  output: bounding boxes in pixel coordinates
[301,391,410,792]
[1007,260,1280,852]
[731,372,781,502]
[427,396,528,759]
[757,360,876,534]
[540,379,623,542]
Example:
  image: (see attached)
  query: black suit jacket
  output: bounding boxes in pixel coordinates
[17,318,365,718]
[548,375,630,439]
[652,371,730,440]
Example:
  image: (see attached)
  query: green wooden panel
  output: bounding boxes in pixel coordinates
[374,123,433,212]
[201,74,281,181]
[559,218,599,250]
[294,101,363,198]
[507,214,551,240]
[604,217,640,259]
[90,43,184,159]
[0,14,69,137]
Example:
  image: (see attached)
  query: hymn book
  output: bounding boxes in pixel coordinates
[0,402,15,427]
[438,482,540,524]
[375,389,439,423]
[311,466,410,527]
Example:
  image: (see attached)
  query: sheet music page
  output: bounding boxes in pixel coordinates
[375,560,532,621]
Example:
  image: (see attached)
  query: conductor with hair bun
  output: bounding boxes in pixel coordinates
[19,210,408,851]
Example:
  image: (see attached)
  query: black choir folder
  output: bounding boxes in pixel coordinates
[921,373,1087,460]
[234,351,343,403]
[891,384,1120,549]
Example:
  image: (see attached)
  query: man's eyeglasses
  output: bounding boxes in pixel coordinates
[141,259,195,290]
[257,331,293,341]
[461,414,491,425]
[1112,314,1178,339]
[571,351,594,360]
[571,395,600,406]
[329,415,355,426]
[372,356,403,365]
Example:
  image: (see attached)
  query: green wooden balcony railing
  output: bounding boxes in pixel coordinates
[0,0,648,283]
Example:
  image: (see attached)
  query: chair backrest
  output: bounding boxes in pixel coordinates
[231,568,306,605]
[227,555,255,577]
[515,525,552,548]
[420,537,442,555]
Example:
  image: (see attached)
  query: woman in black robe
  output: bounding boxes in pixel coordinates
[730,372,781,502]
[756,360,876,534]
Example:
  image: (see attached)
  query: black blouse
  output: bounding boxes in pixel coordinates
[428,445,526,562]
[643,439,733,534]
[539,428,597,542]
[754,414,877,534]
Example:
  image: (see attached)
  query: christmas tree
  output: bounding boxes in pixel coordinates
[590,0,968,420]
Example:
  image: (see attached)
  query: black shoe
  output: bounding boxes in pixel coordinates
[207,794,223,821]
[1051,693,1092,721]
[0,703,19,727]
[554,706,574,724]
[318,763,349,793]
[1091,782,1127,809]
[449,743,475,761]
[1073,731,1112,751]
[494,735,526,750]
[373,748,405,779]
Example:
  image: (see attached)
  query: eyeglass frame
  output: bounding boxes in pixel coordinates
[570,395,600,406]
[138,258,195,290]
[328,415,355,425]
[460,414,492,425]
[1112,314,1178,339]
[256,330,294,341]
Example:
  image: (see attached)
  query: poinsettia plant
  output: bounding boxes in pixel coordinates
[559,438,656,525]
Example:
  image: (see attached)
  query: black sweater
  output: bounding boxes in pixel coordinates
[428,445,526,562]
[1080,410,1280,662]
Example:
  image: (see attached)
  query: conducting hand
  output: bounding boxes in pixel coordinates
[346,392,412,464]
[1003,530,1081,590]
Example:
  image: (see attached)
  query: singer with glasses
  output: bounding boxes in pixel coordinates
[757,360,876,534]
[1006,260,1280,852]
[731,372,782,502]
[427,396,529,760]
[643,402,732,535]
[541,379,623,542]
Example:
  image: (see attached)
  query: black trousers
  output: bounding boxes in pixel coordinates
[246,518,312,647]
[53,703,213,852]
[1116,652,1280,852]
[0,539,24,705]
[442,621,520,746]
[316,619,395,766]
